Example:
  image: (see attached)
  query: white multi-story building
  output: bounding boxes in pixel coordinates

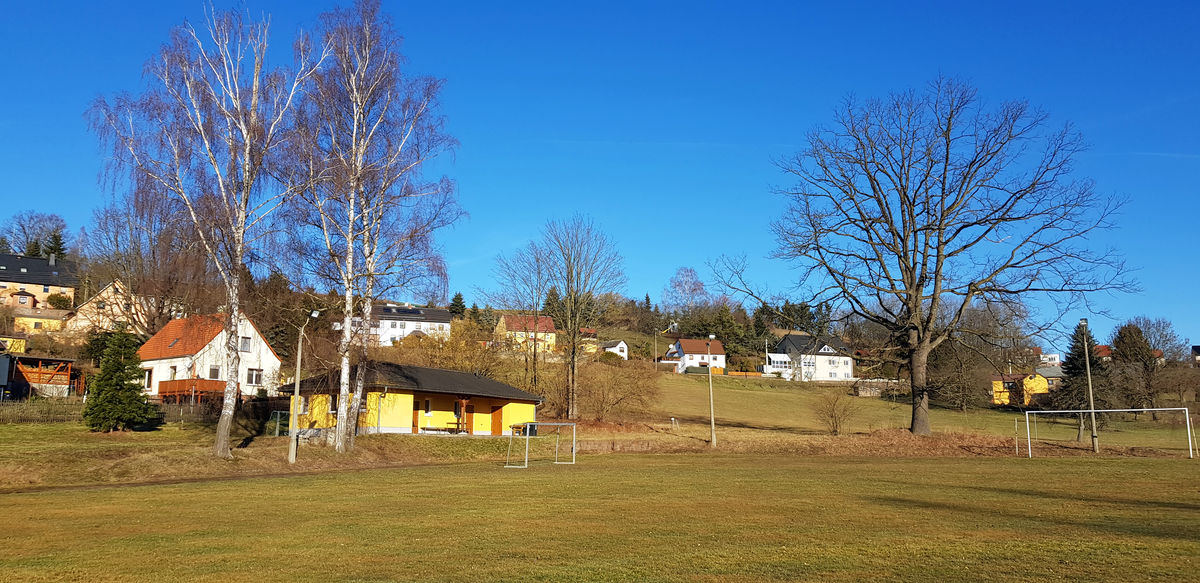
[334,303,453,346]
[763,333,855,381]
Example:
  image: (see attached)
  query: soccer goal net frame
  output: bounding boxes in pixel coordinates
[1023,407,1195,459]
[504,422,576,468]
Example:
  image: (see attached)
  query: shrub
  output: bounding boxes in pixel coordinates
[45,293,73,310]
[82,331,156,432]
[813,391,862,436]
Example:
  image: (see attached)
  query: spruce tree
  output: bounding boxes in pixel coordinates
[82,330,156,432]
[448,292,467,318]
[43,230,67,260]
[1055,321,1113,440]
[1111,322,1157,410]
[467,303,480,324]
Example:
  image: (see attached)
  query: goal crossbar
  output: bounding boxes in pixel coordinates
[504,422,577,468]
[1024,408,1194,459]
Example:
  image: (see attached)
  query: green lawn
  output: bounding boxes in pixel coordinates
[650,374,1197,453]
[1,454,1196,582]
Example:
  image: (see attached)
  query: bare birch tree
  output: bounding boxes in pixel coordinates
[718,78,1128,435]
[91,8,322,458]
[286,0,457,452]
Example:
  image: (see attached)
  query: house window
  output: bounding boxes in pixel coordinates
[329,394,339,413]
[97,301,106,309]
[390,321,397,328]
[42,285,49,293]
[33,321,41,329]
[18,296,27,305]
[398,321,407,329]
[247,368,263,385]
[689,355,696,361]
[424,398,432,416]
[209,366,220,380]
[239,336,251,352]
[169,366,177,380]
[143,368,153,387]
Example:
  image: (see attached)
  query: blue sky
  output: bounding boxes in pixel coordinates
[1,1,1197,352]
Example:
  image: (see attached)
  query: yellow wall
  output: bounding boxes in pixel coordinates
[292,390,537,435]
[14,315,65,334]
[991,374,1050,406]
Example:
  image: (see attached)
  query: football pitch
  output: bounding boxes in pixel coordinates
[2,454,1195,582]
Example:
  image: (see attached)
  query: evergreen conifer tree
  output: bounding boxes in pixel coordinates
[1054,321,1113,440]
[448,292,467,318]
[467,303,480,324]
[82,330,156,432]
[24,239,41,258]
[43,230,67,260]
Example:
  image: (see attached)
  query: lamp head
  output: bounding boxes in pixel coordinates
[708,334,716,340]
[1079,318,1088,327]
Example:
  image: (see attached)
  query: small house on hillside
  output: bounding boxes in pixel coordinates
[601,340,628,360]
[664,338,725,373]
[291,361,541,436]
[991,372,1051,406]
[136,314,281,401]
[764,334,855,381]
[495,315,557,353]
[12,306,73,334]
[63,279,171,338]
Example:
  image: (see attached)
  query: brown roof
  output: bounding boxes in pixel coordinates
[137,315,225,361]
[677,338,725,355]
[503,314,556,333]
[1095,345,1112,358]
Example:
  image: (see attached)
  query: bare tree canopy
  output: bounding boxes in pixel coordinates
[541,216,626,418]
[721,78,1128,435]
[662,266,710,313]
[90,7,323,458]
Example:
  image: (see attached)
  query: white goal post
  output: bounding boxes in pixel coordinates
[1024,408,1195,459]
[504,422,577,468]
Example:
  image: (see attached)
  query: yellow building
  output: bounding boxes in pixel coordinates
[12,307,72,334]
[0,253,77,307]
[991,373,1051,406]
[495,314,557,354]
[292,361,541,436]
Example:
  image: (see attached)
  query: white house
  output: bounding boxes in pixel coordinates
[334,303,452,346]
[136,314,282,398]
[664,338,726,373]
[763,333,855,381]
[601,340,628,360]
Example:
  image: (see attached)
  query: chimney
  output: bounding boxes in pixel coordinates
[48,254,55,267]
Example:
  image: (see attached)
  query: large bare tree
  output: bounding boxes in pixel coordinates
[489,241,552,395]
[285,0,457,452]
[722,78,1127,435]
[91,8,322,458]
[541,217,625,419]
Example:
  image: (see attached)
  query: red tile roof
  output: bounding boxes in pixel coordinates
[1094,345,1112,358]
[138,315,225,361]
[677,338,725,355]
[503,315,556,333]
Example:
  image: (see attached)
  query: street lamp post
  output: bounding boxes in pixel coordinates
[1081,318,1099,453]
[288,310,320,464]
[707,333,716,448]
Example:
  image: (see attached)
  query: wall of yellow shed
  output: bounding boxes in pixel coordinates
[292,390,538,436]
[991,375,1050,406]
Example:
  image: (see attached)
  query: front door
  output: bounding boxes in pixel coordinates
[491,405,503,435]
[465,405,475,435]
[412,398,421,434]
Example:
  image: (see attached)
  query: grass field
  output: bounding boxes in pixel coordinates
[2,454,1196,582]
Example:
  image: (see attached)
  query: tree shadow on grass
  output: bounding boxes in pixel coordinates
[666,413,825,436]
[873,477,1200,513]
[865,494,1198,542]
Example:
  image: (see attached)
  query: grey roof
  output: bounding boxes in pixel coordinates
[600,340,624,349]
[774,333,850,355]
[1036,365,1064,379]
[0,254,78,287]
[372,304,451,324]
[299,361,542,403]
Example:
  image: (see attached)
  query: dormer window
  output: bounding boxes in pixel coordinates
[19,268,26,273]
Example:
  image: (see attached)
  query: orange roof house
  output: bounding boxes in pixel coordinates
[137,314,282,400]
[665,338,726,374]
